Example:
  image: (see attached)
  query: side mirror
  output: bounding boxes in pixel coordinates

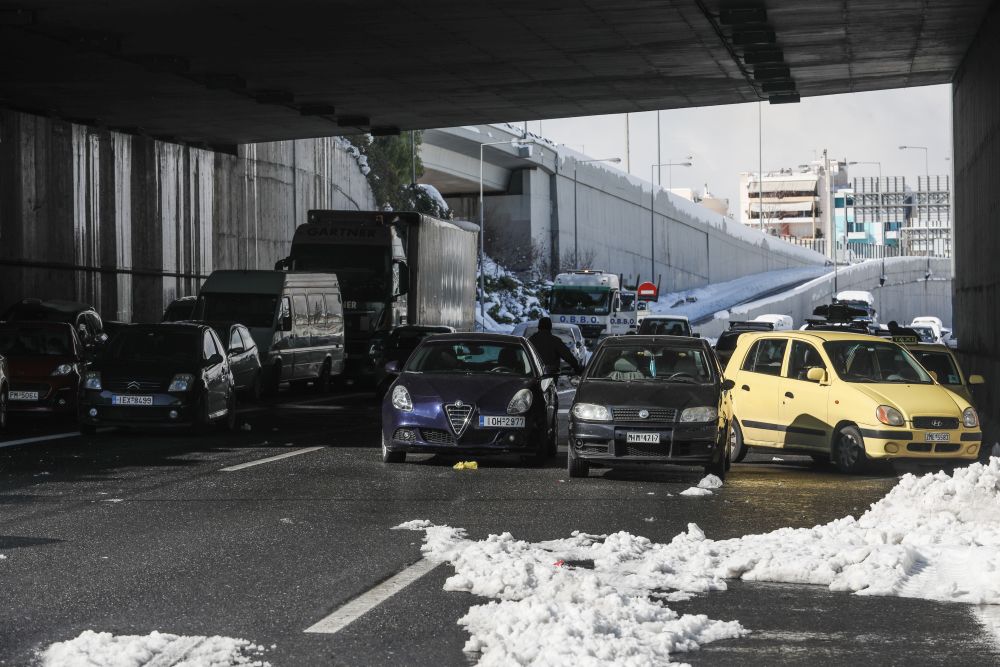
[720,378,735,391]
[384,360,401,374]
[206,353,224,367]
[969,374,985,385]
[806,367,827,384]
[228,347,244,357]
[281,315,292,332]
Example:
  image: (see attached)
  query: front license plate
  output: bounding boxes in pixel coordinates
[925,432,950,442]
[112,395,153,406]
[479,415,526,428]
[626,432,660,444]
[8,391,39,401]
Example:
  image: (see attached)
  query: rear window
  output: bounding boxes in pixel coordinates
[638,319,691,336]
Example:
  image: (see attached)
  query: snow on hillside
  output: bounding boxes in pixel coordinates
[477,256,549,332]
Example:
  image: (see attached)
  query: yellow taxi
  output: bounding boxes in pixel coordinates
[723,330,982,473]
[897,341,984,405]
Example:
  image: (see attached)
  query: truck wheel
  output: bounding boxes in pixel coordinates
[567,445,589,478]
[382,432,405,463]
[731,420,749,463]
[832,425,869,474]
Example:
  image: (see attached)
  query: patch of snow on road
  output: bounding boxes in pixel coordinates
[679,487,713,497]
[40,630,269,667]
[398,459,1000,664]
[697,474,723,489]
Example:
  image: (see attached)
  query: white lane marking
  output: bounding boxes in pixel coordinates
[219,446,326,472]
[272,404,351,411]
[0,428,112,450]
[304,558,439,634]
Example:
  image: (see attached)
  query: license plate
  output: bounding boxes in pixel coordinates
[626,432,660,444]
[8,391,38,401]
[112,395,153,406]
[925,432,950,442]
[479,415,525,428]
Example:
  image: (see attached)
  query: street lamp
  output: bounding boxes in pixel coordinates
[573,157,622,268]
[664,156,693,190]
[649,161,692,282]
[899,145,930,259]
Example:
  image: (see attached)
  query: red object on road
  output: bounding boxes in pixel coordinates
[637,281,658,301]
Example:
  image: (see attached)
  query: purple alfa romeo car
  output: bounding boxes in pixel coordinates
[380,333,559,464]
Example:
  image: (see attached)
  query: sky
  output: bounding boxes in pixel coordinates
[525,84,953,215]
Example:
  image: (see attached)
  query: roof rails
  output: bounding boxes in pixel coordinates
[728,321,774,331]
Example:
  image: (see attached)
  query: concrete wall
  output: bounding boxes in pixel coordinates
[697,257,953,339]
[0,109,375,323]
[953,0,1000,428]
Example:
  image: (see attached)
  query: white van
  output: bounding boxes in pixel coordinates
[752,314,793,331]
[195,271,345,393]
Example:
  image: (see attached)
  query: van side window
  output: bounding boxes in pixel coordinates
[307,294,324,326]
[749,339,788,376]
[292,295,308,327]
[786,341,826,381]
[279,297,291,325]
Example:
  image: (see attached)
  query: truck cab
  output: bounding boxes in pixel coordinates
[548,270,628,345]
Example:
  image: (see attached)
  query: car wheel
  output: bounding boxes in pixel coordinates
[832,425,868,474]
[80,423,97,437]
[547,410,559,457]
[382,432,405,463]
[705,430,729,480]
[567,444,589,478]
[731,420,749,463]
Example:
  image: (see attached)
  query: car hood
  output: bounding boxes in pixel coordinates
[398,372,534,410]
[575,379,719,410]
[92,360,202,378]
[8,356,78,377]
[851,382,966,417]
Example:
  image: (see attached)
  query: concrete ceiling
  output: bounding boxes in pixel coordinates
[0,1,991,147]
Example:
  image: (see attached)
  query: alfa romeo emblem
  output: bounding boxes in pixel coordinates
[638,409,650,419]
[456,400,464,407]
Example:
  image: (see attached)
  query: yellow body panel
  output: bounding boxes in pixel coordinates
[723,331,981,460]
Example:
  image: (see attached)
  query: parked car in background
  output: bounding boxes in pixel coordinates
[162,296,198,323]
[211,322,263,400]
[2,299,106,351]
[909,317,946,345]
[904,342,983,404]
[752,314,793,331]
[0,354,8,429]
[636,315,692,337]
[0,322,83,416]
[78,323,237,434]
[370,324,454,398]
[567,335,732,479]
[724,331,982,474]
[714,321,773,370]
[511,320,589,368]
[380,333,559,465]
[194,271,345,394]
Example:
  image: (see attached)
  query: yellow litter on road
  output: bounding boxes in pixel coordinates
[453,461,478,470]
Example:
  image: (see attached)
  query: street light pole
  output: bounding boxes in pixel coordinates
[650,161,692,285]
[574,157,622,268]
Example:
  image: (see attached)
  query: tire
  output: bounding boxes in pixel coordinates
[547,412,559,457]
[80,423,97,436]
[705,425,729,480]
[832,425,869,474]
[731,420,749,463]
[263,363,281,397]
[382,432,405,463]
[567,444,589,478]
[314,362,331,394]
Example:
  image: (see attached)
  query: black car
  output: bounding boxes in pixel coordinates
[715,321,774,369]
[212,322,263,400]
[370,325,454,397]
[78,323,237,434]
[162,296,197,322]
[2,299,106,351]
[568,335,733,479]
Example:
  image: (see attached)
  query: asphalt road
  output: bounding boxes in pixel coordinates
[0,389,997,666]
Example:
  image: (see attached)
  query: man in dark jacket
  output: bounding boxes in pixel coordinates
[528,317,582,375]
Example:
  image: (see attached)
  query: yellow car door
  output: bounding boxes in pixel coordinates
[778,340,831,452]
[733,337,789,445]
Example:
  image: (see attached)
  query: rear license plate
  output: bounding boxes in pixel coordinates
[479,416,525,428]
[112,395,153,406]
[924,432,950,442]
[8,391,38,401]
[626,432,660,444]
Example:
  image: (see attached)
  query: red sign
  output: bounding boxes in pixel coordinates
[636,281,658,300]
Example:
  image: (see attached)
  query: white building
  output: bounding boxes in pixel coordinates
[739,158,848,242]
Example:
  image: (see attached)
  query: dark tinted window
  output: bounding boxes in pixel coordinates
[744,339,787,376]
[109,329,199,364]
[0,325,74,356]
[638,319,691,336]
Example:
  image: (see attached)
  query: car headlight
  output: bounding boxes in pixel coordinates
[51,363,76,376]
[391,385,413,412]
[963,407,979,428]
[507,388,533,415]
[83,371,102,390]
[680,406,718,422]
[168,373,195,392]
[571,403,610,421]
[876,405,904,427]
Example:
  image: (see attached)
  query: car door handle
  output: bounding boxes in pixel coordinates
[741,384,750,391]
[784,391,794,399]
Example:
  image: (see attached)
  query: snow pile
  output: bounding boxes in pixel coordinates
[416,183,451,217]
[334,136,370,176]
[398,460,1000,663]
[40,631,269,667]
[477,255,549,330]
[696,474,723,489]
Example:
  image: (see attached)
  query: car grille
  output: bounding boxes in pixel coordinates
[912,416,959,430]
[934,443,961,453]
[907,443,932,452]
[612,407,677,423]
[421,429,456,445]
[444,403,473,436]
[625,442,670,457]
[103,378,165,392]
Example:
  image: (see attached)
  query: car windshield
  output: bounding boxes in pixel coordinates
[406,341,533,376]
[0,326,73,356]
[589,344,714,383]
[620,294,636,310]
[549,288,610,315]
[639,319,691,336]
[107,329,199,364]
[823,341,932,384]
[911,350,962,385]
[199,293,279,328]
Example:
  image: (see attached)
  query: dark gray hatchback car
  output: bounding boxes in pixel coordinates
[568,335,734,479]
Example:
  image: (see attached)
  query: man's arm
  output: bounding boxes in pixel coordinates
[554,338,582,374]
